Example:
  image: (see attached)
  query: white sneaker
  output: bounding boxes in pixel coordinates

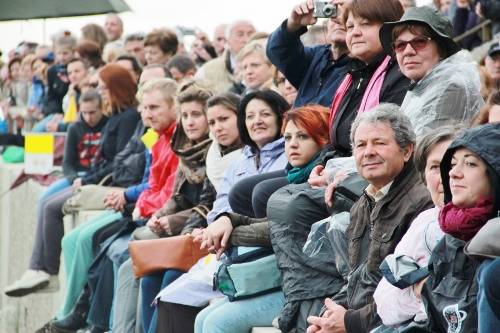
[272,316,280,329]
[35,274,60,293]
[4,269,51,297]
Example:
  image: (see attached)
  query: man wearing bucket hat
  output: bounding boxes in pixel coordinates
[378,6,484,138]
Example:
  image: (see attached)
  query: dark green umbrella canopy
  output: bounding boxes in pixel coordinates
[0,0,130,21]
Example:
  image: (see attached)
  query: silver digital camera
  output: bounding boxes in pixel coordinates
[313,1,337,18]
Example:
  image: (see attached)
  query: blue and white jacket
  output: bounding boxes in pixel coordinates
[207,137,287,223]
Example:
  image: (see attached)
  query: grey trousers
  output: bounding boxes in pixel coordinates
[29,186,74,275]
[112,258,143,333]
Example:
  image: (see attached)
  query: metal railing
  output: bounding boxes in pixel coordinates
[454,19,493,43]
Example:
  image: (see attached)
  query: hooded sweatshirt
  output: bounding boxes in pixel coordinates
[409,123,500,333]
[63,113,108,182]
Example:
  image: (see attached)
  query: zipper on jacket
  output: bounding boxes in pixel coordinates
[356,77,364,90]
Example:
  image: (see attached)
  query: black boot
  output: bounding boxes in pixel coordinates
[35,320,56,333]
[50,285,91,332]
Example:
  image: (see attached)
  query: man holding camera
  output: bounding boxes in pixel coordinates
[266,0,350,107]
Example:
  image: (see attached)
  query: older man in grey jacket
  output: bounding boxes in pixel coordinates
[307,104,433,333]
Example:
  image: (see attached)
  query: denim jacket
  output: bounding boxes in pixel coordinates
[207,137,287,223]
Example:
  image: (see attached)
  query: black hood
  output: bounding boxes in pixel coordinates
[440,123,500,215]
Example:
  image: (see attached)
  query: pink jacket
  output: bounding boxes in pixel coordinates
[373,207,444,326]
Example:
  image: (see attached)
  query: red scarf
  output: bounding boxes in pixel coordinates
[438,197,494,241]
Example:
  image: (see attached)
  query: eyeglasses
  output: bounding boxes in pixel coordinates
[392,36,432,53]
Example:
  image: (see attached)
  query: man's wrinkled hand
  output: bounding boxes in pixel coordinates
[306,298,347,333]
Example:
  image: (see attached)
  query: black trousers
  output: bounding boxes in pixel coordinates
[228,169,288,218]
[156,301,203,333]
[0,133,24,147]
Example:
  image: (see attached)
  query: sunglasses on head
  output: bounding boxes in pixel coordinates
[392,36,432,53]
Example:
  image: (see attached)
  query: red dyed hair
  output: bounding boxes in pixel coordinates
[282,105,330,147]
[99,63,137,113]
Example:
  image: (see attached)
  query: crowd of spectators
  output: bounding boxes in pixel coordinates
[0,1,500,332]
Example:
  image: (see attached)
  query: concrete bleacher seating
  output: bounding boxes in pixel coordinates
[252,327,282,333]
[0,160,107,332]
[0,160,283,332]
[0,160,62,332]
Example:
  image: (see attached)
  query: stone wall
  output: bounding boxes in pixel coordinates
[0,161,65,333]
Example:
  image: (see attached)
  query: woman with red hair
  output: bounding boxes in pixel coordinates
[282,105,330,184]
[228,104,330,218]
[203,104,330,240]
[75,63,140,186]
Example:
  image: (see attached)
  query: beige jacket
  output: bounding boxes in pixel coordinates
[196,51,235,93]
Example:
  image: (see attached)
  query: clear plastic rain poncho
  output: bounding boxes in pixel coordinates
[400,50,484,138]
[324,156,357,185]
[302,212,351,279]
[302,157,358,279]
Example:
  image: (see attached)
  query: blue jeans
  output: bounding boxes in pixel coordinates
[478,258,500,333]
[0,120,8,133]
[194,291,285,333]
[108,234,133,329]
[141,269,183,333]
[38,177,71,207]
[32,114,55,132]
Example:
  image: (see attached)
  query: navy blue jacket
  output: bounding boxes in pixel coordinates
[267,20,350,108]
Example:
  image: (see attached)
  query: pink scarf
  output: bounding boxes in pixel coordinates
[438,197,494,241]
[328,56,392,141]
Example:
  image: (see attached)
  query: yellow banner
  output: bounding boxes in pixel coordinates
[25,134,54,154]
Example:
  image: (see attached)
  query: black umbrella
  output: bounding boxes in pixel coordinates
[0,0,130,21]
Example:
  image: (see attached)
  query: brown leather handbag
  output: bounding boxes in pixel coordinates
[128,234,209,278]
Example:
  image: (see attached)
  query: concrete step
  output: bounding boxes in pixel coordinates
[251,327,282,333]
